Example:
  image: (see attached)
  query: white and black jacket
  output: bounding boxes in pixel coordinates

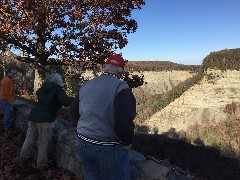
[70,72,136,146]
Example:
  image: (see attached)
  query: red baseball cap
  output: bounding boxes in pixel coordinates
[105,54,127,69]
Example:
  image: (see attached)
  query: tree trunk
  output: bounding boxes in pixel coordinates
[0,51,7,76]
[33,68,42,94]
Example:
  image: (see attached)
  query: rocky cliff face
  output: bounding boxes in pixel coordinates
[137,70,196,95]
[142,69,240,134]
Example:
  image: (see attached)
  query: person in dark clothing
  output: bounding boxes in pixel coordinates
[71,54,136,180]
[20,73,72,168]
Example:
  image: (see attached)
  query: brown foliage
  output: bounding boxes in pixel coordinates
[0,0,145,67]
[122,71,144,88]
[223,102,237,114]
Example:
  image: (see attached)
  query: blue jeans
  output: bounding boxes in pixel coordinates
[0,99,12,130]
[76,138,130,180]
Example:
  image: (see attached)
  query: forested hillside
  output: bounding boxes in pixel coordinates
[126,61,200,71]
[202,48,240,71]
[134,48,240,180]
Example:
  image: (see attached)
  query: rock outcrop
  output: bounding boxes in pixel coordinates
[138,71,196,95]
[144,70,240,134]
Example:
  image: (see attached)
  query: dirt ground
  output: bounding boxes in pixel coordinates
[0,117,82,180]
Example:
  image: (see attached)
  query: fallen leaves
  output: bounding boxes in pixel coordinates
[0,117,82,179]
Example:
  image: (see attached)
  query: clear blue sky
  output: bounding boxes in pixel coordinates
[117,0,240,65]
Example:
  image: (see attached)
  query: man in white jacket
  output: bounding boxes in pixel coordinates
[71,54,136,180]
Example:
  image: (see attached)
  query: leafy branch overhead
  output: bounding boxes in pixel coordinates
[0,0,145,67]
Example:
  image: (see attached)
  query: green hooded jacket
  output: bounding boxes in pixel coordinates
[28,82,72,123]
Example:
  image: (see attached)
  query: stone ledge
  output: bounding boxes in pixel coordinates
[12,99,192,180]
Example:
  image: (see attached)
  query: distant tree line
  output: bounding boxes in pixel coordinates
[126,61,200,72]
[202,48,240,71]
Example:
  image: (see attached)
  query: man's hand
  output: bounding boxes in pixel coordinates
[124,144,132,150]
